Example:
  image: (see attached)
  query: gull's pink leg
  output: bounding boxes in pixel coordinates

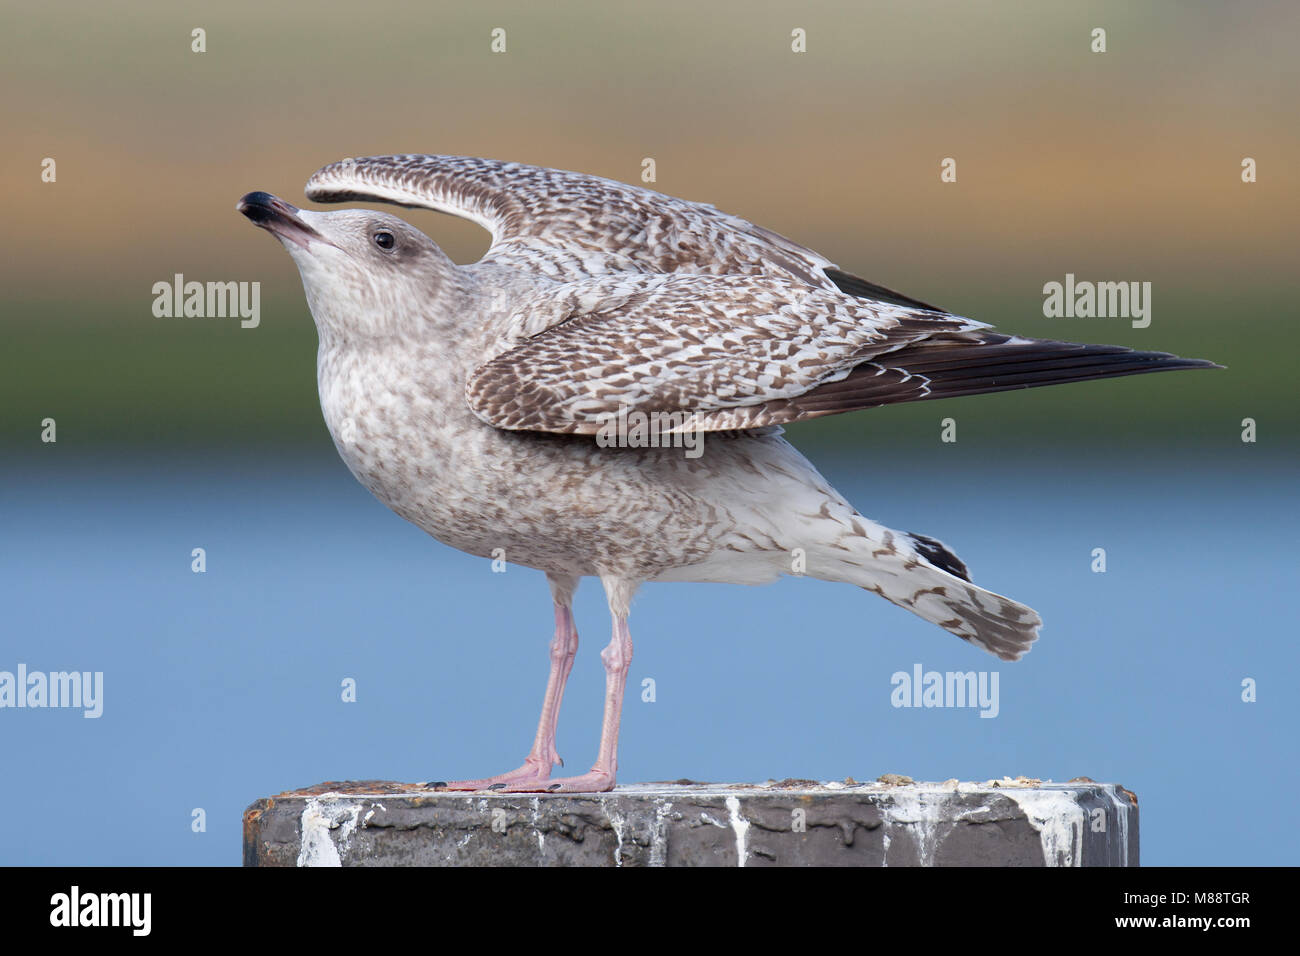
[438,600,579,790]
[501,614,632,793]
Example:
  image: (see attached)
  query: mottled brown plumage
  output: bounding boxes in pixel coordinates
[238,156,1216,792]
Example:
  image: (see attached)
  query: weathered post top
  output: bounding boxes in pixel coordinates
[244,776,1138,867]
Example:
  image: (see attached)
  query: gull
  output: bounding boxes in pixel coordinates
[238,155,1216,792]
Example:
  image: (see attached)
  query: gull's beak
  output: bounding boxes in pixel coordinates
[237,191,330,250]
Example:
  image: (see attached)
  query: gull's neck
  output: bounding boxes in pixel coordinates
[308,259,483,352]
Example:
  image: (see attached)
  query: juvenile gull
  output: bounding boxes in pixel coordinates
[238,155,1216,792]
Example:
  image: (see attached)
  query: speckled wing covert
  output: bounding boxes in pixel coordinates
[464,273,981,433]
[304,153,937,307]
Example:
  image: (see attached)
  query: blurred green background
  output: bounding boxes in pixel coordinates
[2,0,1295,456]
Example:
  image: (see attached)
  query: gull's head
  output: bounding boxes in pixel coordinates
[237,191,456,341]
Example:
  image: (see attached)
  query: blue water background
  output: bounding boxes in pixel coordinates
[1,445,1294,865]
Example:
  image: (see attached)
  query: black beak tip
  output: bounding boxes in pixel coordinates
[237,191,271,221]
[238,191,298,224]
[237,190,323,249]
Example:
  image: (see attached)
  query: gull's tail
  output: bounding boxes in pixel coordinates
[808,518,1041,661]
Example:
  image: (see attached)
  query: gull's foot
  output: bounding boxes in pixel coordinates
[436,757,553,791]
[498,769,616,793]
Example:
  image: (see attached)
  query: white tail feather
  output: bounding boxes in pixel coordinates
[809,519,1041,661]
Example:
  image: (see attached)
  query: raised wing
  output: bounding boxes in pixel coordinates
[465,273,979,433]
[305,154,935,304]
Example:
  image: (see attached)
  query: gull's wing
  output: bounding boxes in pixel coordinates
[465,273,980,433]
[466,272,1219,435]
[304,154,937,305]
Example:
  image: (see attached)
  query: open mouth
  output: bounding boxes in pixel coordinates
[237,191,329,250]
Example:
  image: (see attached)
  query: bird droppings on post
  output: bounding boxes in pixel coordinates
[295,797,364,868]
[244,778,1138,867]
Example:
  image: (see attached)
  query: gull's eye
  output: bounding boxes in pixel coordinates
[373,230,395,251]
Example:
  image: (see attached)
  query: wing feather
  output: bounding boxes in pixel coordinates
[304,156,1217,436]
[305,154,846,285]
[465,273,978,433]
